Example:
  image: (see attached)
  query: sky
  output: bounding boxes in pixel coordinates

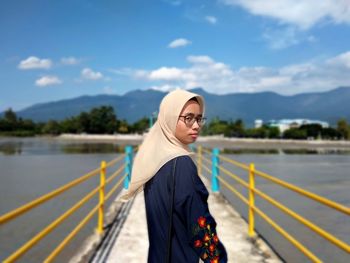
[1,0,350,111]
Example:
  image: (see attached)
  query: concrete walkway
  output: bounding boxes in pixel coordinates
[102,178,282,263]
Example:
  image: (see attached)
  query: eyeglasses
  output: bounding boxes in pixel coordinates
[179,114,207,127]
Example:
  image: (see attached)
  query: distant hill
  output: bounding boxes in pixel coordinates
[4,87,350,126]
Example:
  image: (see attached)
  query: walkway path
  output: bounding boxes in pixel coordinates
[96,177,282,263]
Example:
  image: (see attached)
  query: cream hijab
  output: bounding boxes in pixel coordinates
[122,89,205,200]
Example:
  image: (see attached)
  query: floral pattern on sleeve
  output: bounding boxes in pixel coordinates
[191,216,223,263]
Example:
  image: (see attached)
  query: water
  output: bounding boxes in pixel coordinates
[204,153,350,263]
[0,137,127,263]
[0,138,349,262]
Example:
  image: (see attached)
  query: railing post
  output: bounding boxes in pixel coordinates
[124,145,133,189]
[97,160,106,234]
[211,148,220,192]
[248,163,256,237]
[197,145,202,176]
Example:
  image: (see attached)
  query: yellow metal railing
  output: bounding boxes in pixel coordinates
[0,150,131,263]
[197,146,350,263]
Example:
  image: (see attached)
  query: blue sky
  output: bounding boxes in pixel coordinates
[1,0,350,111]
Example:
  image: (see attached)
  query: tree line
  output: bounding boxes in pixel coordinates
[1,106,349,140]
[201,118,350,140]
[0,106,149,136]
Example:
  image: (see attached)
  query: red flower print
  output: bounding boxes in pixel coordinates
[203,233,211,242]
[209,244,216,252]
[213,235,219,244]
[194,239,202,248]
[198,216,206,228]
[210,256,219,263]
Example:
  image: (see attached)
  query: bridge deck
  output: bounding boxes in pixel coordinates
[85,178,282,263]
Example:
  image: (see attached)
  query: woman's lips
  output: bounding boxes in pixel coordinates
[190,134,198,139]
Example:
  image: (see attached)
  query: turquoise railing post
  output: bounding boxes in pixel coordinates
[211,148,220,192]
[123,145,133,189]
[149,116,153,128]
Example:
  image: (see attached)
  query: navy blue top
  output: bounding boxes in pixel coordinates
[144,155,228,263]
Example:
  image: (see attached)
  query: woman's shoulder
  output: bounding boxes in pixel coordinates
[162,155,196,169]
[174,156,207,189]
[175,155,196,165]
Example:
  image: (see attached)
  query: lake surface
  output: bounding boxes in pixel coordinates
[205,153,350,263]
[0,137,349,262]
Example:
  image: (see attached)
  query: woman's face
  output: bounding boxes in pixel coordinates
[175,100,203,145]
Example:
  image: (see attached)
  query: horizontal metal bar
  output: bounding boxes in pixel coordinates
[219,166,249,189]
[201,147,212,155]
[202,163,212,174]
[201,155,211,165]
[254,169,350,215]
[217,176,249,205]
[44,204,100,263]
[252,205,322,263]
[253,187,350,253]
[105,154,125,169]
[4,185,100,262]
[105,173,128,201]
[105,164,126,185]
[219,154,250,171]
[0,167,100,225]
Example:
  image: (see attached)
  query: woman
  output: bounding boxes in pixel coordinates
[124,89,227,263]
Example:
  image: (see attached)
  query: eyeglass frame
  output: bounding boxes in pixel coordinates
[178,114,207,127]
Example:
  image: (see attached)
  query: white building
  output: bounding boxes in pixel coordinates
[266,119,329,133]
[254,119,263,128]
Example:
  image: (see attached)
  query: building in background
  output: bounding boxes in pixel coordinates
[254,119,263,128]
[264,119,329,133]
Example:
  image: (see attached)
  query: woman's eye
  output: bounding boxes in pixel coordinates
[185,116,193,121]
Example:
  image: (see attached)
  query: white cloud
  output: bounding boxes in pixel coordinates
[127,52,350,95]
[327,51,350,68]
[262,26,319,49]
[148,67,195,81]
[81,68,103,80]
[205,15,217,24]
[35,76,62,87]
[61,57,80,65]
[221,0,350,30]
[18,56,52,70]
[150,84,183,92]
[168,38,192,48]
[262,26,301,49]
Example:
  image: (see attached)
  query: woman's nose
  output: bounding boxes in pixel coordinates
[192,120,200,129]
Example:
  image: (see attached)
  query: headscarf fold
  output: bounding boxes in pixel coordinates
[122,89,205,200]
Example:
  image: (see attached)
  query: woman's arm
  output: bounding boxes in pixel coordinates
[174,156,228,263]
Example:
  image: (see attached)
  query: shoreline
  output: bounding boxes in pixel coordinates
[56,133,350,150]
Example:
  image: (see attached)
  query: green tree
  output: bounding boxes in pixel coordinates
[245,127,268,138]
[267,126,280,138]
[131,117,149,134]
[206,117,228,135]
[283,128,307,139]
[60,118,79,133]
[118,119,129,134]
[337,119,350,140]
[4,108,17,123]
[321,127,341,140]
[42,120,61,135]
[300,124,323,139]
[1,108,18,131]
[88,106,117,134]
[226,119,245,137]
[77,112,90,133]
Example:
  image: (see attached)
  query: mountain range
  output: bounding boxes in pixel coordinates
[5,87,350,126]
